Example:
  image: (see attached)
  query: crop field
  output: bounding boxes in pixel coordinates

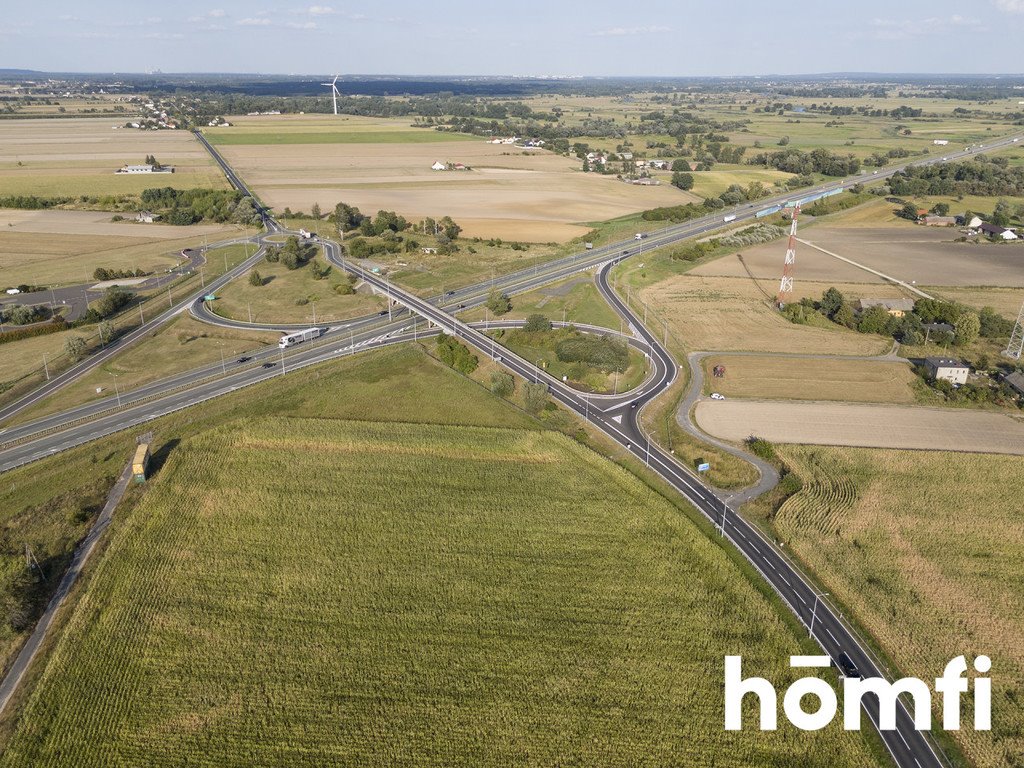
[929,285,1024,318]
[694,400,1024,455]
[214,252,385,324]
[639,275,891,355]
[749,445,1024,768]
[0,118,229,198]
[701,355,918,404]
[689,223,1024,288]
[210,115,687,242]
[0,210,248,286]
[0,416,878,767]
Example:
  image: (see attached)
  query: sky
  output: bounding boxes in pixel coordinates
[3,0,1024,77]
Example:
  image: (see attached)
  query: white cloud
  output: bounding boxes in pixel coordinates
[869,15,982,40]
[189,10,228,23]
[144,32,185,40]
[237,17,272,26]
[286,20,317,29]
[307,5,335,14]
[209,9,226,17]
[590,25,671,37]
[994,0,1024,12]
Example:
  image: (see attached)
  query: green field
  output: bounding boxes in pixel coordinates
[0,416,878,767]
[747,445,1024,768]
[204,130,475,145]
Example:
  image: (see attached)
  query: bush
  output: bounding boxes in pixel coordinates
[436,333,478,374]
[486,290,512,316]
[249,269,264,287]
[523,382,548,415]
[555,334,629,372]
[490,372,514,397]
[746,437,776,460]
[64,335,87,361]
[523,314,551,333]
[0,317,66,346]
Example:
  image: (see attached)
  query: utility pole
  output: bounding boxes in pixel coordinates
[279,346,286,375]
[42,354,50,381]
[110,372,121,408]
[219,344,226,375]
[167,284,172,307]
[247,302,252,324]
[139,303,145,324]
[775,204,801,308]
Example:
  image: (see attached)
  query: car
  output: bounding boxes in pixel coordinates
[445,290,456,296]
[872,170,878,174]
[457,303,466,309]
[261,362,276,369]
[236,356,252,364]
[836,652,862,679]
[378,310,389,316]
[630,401,638,409]
[710,392,726,401]
[942,157,948,161]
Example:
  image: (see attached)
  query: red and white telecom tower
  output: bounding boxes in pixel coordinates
[775,204,800,308]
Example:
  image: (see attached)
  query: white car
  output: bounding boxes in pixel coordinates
[710,392,726,401]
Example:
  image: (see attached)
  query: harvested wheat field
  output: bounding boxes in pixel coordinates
[755,444,1024,768]
[640,276,892,355]
[211,116,686,242]
[695,400,1024,454]
[0,210,248,286]
[693,225,1024,288]
[0,118,228,197]
[701,355,918,403]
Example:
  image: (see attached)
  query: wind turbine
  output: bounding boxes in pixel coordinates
[321,75,340,115]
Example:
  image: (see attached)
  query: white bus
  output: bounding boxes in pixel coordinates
[278,327,325,349]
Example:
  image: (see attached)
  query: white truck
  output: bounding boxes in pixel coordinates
[278,327,325,349]
[723,214,737,223]
[634,233,647,240]
[585,242,594,250]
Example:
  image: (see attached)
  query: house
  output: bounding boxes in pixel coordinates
[619,152,634,161]
[922,322,955,338]
[924,357,970,385]
[921,215,956,226]
[857,298,916,317]
[1003,371,1024,396]
[431,161,447,171]
[135,211,160,223]
[979,223,1018,240]
[960,215,984,229]
[648,160,669,170]
[933,139,949,146]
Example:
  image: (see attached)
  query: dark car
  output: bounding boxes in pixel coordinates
[261,362,276,369]
[446,290,456,296]
[378,310,389,316]
[236,356,252,364]
[457,303,466,309]
[836,652,862,679]
[630,401,638,409]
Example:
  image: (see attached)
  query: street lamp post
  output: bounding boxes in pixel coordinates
[219,344,226,375]
[42,354,50,381]
[534,359,543,384]
[109,372,121,408]
[809,591,829,639]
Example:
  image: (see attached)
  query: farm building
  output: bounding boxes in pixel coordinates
[979,223,1018,240]
[857,298,916,317]
[959,215,984,229]
[1004,371,1024,397]
[921,215,956,226]
[116,164,174,174]
[924,357,969,385]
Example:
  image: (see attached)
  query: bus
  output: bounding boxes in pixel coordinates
[278,327,325,349]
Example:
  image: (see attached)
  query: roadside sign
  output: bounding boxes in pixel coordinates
[697,462,711,472]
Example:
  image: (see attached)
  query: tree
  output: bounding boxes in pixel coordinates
[2,304,37,325]
[953,310,981,346]
[98,320,115,344]
[486,290,512,316]
[310,260,331,280]
[991,199,1012,227]
[819,287,846,319]
[523,382,548,415]
[978,306,1013,338]
[311,202,322,221]
[231,196,262,226]
[670,159,690,171]
[490,371,514,397]
[930,202,950,216]
[249,269,264,287]
[857,305,892,335]
[523,313,551,333]
[898,202,920,221]
[436,333,478,374]
[333,202,363,235]
[671,171,694,191]
[438,216,462,240]
[64,335,86,361]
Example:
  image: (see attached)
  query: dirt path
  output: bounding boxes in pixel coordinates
[0,460,133,715]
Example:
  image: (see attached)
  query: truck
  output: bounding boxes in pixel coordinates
[584,242,594,250]
[634,233,647,240]
[132,443,151,484]
[723,214,736,223]
[278,327,325,349]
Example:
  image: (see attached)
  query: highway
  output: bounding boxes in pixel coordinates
[4,129,1020,765]
[326,245,946,768]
